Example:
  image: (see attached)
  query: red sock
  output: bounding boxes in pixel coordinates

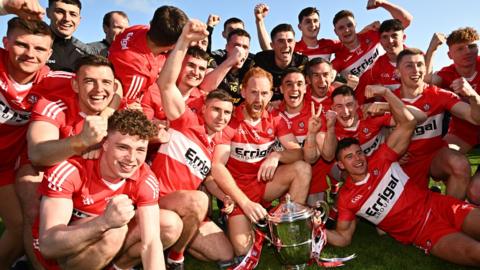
[168,250,184,262]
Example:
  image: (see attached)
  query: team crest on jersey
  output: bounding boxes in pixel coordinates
[27,94,39,105]
[366,38,371,45]
[423,103,431,111]
[363,127,370,134]
[267,128,273,135]
[298,121,305,129]
[373,169,379,176]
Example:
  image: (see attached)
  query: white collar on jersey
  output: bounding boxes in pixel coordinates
[102,178,126,191]
[354,173,370,186]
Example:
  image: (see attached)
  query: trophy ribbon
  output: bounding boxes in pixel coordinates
[310,223,356,267]
[233,229,266,270]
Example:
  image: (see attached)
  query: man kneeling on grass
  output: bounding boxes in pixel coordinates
[327,88,480,267]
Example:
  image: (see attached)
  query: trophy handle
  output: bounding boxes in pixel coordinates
[314,200,330,224]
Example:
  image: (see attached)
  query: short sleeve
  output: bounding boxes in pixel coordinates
[40,161,79,198]
[31,97,66,128]
[136,173,160,207]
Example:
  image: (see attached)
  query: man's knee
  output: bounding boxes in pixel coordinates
[181,191,209,220]
[447,152,470,178]
[97,225,128,256]
[291,160,312,185]
[468,174,480,205]
[160,210,183,249]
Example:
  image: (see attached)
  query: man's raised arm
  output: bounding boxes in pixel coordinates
[156,19,209,121]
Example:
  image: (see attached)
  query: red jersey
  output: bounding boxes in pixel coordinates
[436,56,480,146]
[109,25,167,103]
[332,30,385,78]
[219,105,291,182]
[332,110,392,157]
[355,54,400,105]
[30,84,84,139]
[394,85,460,158]
[304,85,334,111]
[294,39,341,61]
[277,101,332,193]
[151,109,219,196]
[141,84,205,120]
[0,48,50,171]
[40,157,159,219]
[337,144,432,244]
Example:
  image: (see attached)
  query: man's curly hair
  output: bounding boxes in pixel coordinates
[108,109,158,140]
[447,27,479,46]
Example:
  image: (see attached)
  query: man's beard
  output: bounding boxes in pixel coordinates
[245,102,265,120]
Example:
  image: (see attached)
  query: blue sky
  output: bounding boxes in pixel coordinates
[1,0,479,70]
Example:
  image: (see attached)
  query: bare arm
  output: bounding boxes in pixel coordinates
[367,0,413,28]
[450,78,480,125]
[424,33,446,85]
[211,144,268,222]
[304,103,323,163]
[156,19,209,121]
[254,3,272,51]
[39,195,134,258]
[365,86,416,155]
[2,0,44,20]
[27,116,107,166]
[326,219,357,247]
[200,46,247,91]
[320,110,338,161]
[137,204,165,270]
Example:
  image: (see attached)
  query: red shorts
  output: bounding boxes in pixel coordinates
[310,160,334,194]
[413,192,474,254]
[31,219,61,270]
[229,176,268,217]
[0,147,30,187]
[448,117,480,147]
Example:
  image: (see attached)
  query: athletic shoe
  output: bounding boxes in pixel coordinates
[166,261,184,270]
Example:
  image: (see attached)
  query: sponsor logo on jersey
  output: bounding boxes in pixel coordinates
[185,148,210,178]
[120,32,134,50]
[231,141,275,163]
[351,194,363,203]
[0,97,30,125]
[82,196,94,205]
[412,113,443,140]
[357,163,408,225]
[349,46,382,77]
[361,131,385,157]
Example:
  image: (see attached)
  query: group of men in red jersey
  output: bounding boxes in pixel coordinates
[2,0,480,269]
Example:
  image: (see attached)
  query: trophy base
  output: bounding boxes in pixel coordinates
[283,263,307,270]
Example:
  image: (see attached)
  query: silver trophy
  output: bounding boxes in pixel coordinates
[258,194,329,270]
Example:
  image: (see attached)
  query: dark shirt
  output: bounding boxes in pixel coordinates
[253,50,308,101]
[88,39,110,57]
[211,51,254,106]
[47,33,96,72]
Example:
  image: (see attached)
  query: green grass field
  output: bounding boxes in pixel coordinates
[2,150,479,270]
